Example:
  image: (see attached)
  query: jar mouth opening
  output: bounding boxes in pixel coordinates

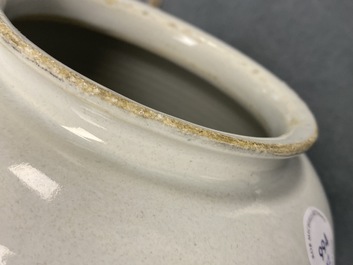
[12,16,270,138]
[0,0,318,157]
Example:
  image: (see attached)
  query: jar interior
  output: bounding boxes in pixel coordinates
[12,17,268,137]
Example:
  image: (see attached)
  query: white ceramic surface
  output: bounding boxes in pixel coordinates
[0,0,333,264]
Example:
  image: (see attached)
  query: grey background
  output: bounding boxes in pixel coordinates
[160,1,352,264]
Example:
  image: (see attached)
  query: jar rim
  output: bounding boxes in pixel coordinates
[0,0,318,157]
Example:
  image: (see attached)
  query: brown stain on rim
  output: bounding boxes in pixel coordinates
[0,16,317,156]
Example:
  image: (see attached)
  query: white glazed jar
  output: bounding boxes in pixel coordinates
[0,0,334,264]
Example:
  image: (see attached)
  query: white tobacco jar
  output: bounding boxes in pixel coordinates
[0,0,334,264]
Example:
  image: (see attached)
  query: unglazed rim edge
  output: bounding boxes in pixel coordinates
[0,14,318,157]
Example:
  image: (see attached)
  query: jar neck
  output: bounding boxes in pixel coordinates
[0,0,317,157]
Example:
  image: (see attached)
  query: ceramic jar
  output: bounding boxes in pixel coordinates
[0,0,334,264]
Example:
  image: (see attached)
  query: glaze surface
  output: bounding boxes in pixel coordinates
[0,0,332,264]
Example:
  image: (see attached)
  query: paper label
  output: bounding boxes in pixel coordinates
[303,207,334,265]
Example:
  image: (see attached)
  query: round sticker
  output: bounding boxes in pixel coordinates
[303,207,334,265]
